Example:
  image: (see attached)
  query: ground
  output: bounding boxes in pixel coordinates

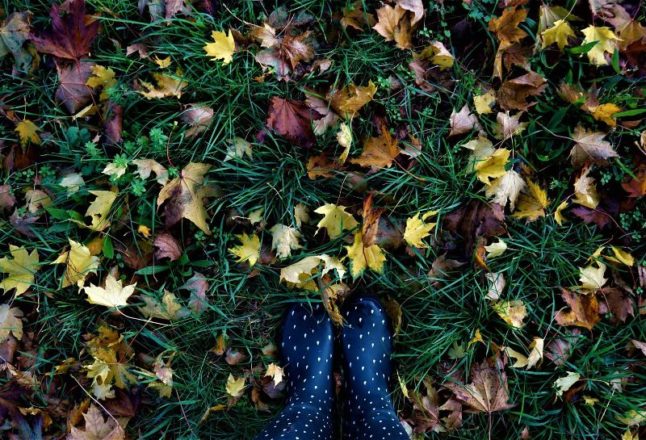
[0,0,645,439]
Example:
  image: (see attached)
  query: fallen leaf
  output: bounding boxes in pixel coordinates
[68,404,125,440]
[86,64,116,101]
[75,190,118,232]
[225,137,253,161]
[154,232,182,261]
[581,26,620,66]
[31,0,100,62]
[350,126,401,168]
[599,287,634,323]
[226,374,245,398]
[181,104,214,137]
[361,192,384,247]
[475,149,510,185]
[157,162,216,234]
[485,272,506,301]
[554,371,580,397]
[570,126,617,167]
[138,69,187,99]
[132,159,169,185]
[15,119,40,146]
[204,29,235,65]
[314,204,359,239]
[266,97,321,148]
[265,363,284,386]
[139,290,188,321]
[573,165,600,209]
[497,71,547,111]
[53,239,100,288]
[485,170,525,210]
[488,6,528,49]
[340,1,376,31]
[0,12,33,72]
[337,122,353,163]
[493,111,527,140]
[229,233,261,267]
[589,103,620,127]
[579,262,607,291]
[181,272,210,314]
[269,224,302,259]
[449,105,480,137]
[0,304,23,342]
[280,254,346,290]
[0,245,39,296]
[541,19,575,50]
[55,62,95,113]
[345,231,386,278]
[373,4,412,49]
[102,162,127,179]
[328,81,377,119]
[473,90,496,115]
[608,246,634,267]
[492,300,527,328]
[512,179,549,221]
[555,289,600,330]
[418,40,454,69]
[84,274,136,308]
[485,239,507,258]
[554,200,568,226]
[445,360,514,413]
[403,211,437,248]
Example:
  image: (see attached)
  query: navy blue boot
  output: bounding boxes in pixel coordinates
[340,296,408,439]
[255,303,335,440]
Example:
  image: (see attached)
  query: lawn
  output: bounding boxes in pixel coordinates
[0,0,645,439]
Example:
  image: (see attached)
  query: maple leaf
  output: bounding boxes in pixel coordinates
[266,97,321,148]
[0,304,23,342]
[449,105,479,137]
[541,19,575,51]
[53,239,100,288]
[157,162,216,234]
[138,69,187,99]
[485,239,507,258]
[345,231,386,278]
[68,404,126,440]
[554,289,600,330]
[445,360,514,413]
[226,374,246,398]
[15,119,40,146]
[204,29,235,65]
[350,126,401,168]
[314,204,358,239]
[589,103,621,127]
[599,287,634,323]
[0,245,39,296]
[181,104,214,137]
[554,372,580,397]
[265,363,284,386]
[488,7,528,49]
[608,246,634,267]
[181,272,210,314]
[475,148,510,184]
[102,162,127,179]
[328,81,377,119]
[86,64,116,101]
[579,262,607,291]
[139,290,188,321]
[492,300,527,328]
[132,159,169,185]
[418,40,454,70]
[229,233,261,267]
[512,179,549,221]
[403,211,437,248]
[497,71,547,111]
[360,192,384,247]
[74,190,118,232]
[493,111,527,141]
[279,255,346,290]
[570,126,617,167]
[84,274,136,308]
[581,26,620,66]
[225,137,253,161]
[55,61,94,113]
[341,1,376,31]
[573,165,600,209]
[473,90,496,115]
[0,12,33,72]
[307,153,341,180]
[373,4,412,49]
[485,170,525,210]
[154,232,182,261]
[486,272,506,301]
[31,0,100,62]
[269,224,302,259]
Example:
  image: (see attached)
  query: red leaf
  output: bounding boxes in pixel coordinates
[31,0,100,62]
[570,206,613,229]
[55,61,94,113]
[154,232,182,261]
[104,102,123,145]
[266,97,321,148]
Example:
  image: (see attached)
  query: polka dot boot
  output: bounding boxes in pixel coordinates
[255,303,335,440]
[340,296,408,440]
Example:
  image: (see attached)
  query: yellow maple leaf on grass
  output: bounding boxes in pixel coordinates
[15,119,40,146]
[53,240,100,289]
[314,204,358,239]
[269,224,302,259]
[475,149,510,184]
[265,363,284,386]
[0,304,23,342]
[204,30,236,65]
[0,245,39,296]
[72,190,118,232]
[403,211,437,248]
[581,26,620,66]
[541,19,575,51]
[84,274,136,308]
[229,233,261,267]
[138,69,187,99]
[512,180,549,221]
[579,262,607,291]
[492,300,527,328]
[279,255,346,290]
[86,65,116,101]
[226,374,246,398]
[345,232,386,278]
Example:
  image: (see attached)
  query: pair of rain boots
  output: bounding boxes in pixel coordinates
[255,296,408,440]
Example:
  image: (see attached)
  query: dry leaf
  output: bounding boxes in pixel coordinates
[350,126,401,168]
[570,126,617,167]
[266,97,321,148]
[554,289,600,330]
[0,245,39,296]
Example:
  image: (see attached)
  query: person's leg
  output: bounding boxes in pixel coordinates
[340,296,408,440]
[255,303,335,440]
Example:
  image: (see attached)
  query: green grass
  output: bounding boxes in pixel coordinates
[1,0,645,439]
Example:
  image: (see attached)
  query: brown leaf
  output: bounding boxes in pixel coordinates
[181,272,210,314]
[497,71,547,111]
[305,95,339,135]
[31,0,100,62]
[0,185,16,214]
[488,6,528,49]
[554,289,600,331]
[570,125,618,167]
[328,81,377,119]
[306,153,340,180]
[154,232,182,261]
[225,347,247,366]
[181,104,214,137]
[104,102,122,145]
[428,255,465,280]
[599,287,634,323]
[68,404,126,440]
[443,200,506,256]
[373,4,412,49]
[448,105,480,137]
[350,125,401,168]
[340,1,376,31]
[361,193,384,247]
[545,337,573,366]
[55,61,95,114]
[444,360,514,413]
[621,165,646,197]
[266,97,321,148]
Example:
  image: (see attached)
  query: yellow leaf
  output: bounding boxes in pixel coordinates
[279,255,345,290]
[204,30,235,65]
[226,374,245,398]
[229,233,260,267]
[75,190,118,232]
[0,245,39,296]
[83,274,136,308]
[403,211,436,248]
[484,239,507,258]
[102,162,127,179]
[475,148,510,184]
[350,127,401,169]
[554,200,569,226]
[503,346,528,368]
[622,430,638,440]
[15,119,40,146]
[608,246,634,267]
[512,179,549,221]
[139,290,187,321]
[294,203,310,228]
[138,224,151,237]
[264,363,284,386]
[0,304,23,341]
[53,240,100,289]
[138,69,187,99]
[132,159,169,185]
[153,55,171,68]
[491,300,527,328]
[467,328,484,347]
[419,41,454,69]
[345,232,386,278]
[573,166,599,209]
[86,64,116,101]
[579,262,607,291]
[269,224,301,259]
[314,204,358,239]
[554,371,580,397]
[589,103,621,127]
[473,90,496,115]
[541,19,575,50]
[336,122,353,164]
[462,135,495,162]
[157,163,216,234]
[329,81,377,119]
[581,26,620,66]
[225,137,253,161]
[485,170,526,210]
[527,337,544,369]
